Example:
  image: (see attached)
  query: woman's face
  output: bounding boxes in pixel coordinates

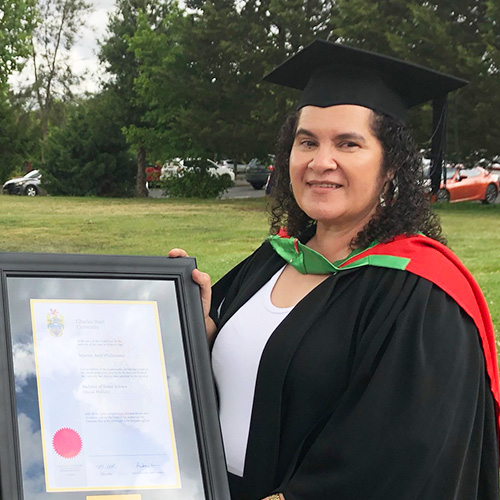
[289,105,388,233]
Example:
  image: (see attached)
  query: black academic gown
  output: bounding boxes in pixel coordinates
[210,242,499,500]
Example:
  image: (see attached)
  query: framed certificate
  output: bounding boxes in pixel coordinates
[0,253,230,500]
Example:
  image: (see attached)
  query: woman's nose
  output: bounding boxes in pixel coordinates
[308,146,338,171]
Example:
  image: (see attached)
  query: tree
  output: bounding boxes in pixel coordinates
[23,0,91,162]
[0,0,37,87]
[133,0,500,162]
[333,0,500,160]
[42,91,135,196]
[99,0,178,197]
[102,0,500,174]
[238,0,337,152]
[0,0,37,180]
[128,0,337,163]
[0,93,33,182]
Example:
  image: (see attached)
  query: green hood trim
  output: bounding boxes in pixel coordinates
[267,234,410,274]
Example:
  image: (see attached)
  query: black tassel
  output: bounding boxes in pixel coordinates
[430,96,447,194]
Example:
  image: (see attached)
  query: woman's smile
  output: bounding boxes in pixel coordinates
[306,181,343,189]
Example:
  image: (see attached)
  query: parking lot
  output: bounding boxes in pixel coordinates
[222,177,266,199]
[149,176,266,199]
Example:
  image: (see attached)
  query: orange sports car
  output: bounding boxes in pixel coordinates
[436,166,499,204]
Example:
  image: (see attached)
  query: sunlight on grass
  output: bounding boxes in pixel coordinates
[0,196,270,280]
[1,196,499,340]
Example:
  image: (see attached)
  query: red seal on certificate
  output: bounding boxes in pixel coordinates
[52,428,82,458]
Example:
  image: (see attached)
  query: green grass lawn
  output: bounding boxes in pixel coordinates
[0,195,270,280]
[1,195,499,338]
[434,202,500,338]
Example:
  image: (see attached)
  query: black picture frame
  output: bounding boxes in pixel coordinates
[0,252,230,500]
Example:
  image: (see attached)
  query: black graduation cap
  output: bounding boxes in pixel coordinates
[263,40,468,193]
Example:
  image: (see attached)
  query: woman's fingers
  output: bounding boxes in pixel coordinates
[168,248,189,258]
[192,268,211,289]
[192,268,217,343]
[192,268,212,317]
[168,249,217,342]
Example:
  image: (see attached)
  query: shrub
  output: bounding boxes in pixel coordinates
[162,160,233,198]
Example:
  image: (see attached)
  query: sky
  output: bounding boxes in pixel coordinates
[9,0,116,95]
[73,0,116,93]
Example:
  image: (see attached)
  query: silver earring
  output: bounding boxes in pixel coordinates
[380,179,398,207]
[392,180,399,199]
[379,180,390,207]
[379,191,386,207]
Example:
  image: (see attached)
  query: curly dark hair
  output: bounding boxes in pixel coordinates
[268,109,446,248]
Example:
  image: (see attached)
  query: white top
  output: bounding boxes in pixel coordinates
[212,266,292,476]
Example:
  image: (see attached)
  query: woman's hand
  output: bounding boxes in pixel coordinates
[168,248,217,344]
[262,494,285,500]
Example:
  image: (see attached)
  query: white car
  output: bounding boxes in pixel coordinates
[219,159,247,174]
[161,158,185,178]
[207,160,235,182]
[161,159,235,182]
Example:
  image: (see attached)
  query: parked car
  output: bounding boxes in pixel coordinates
[145,164,162,182]
[161,158,235,182]
[161,158,185,178]
[2,170,44,196]
[436,166,499,204]
[265,166,275,195]
[219,159,247,174]
[245,158,272,190]
[207,159,235,182]
[489,159,500,174]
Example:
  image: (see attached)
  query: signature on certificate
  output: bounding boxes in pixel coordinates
[95,463,116,470]
[136,462,161,469]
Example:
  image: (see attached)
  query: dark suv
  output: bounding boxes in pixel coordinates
[245,159,272,190]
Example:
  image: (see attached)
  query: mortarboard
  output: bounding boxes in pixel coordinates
[263,40,468,192]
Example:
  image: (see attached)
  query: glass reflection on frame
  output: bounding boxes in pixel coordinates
[4,274,218,500]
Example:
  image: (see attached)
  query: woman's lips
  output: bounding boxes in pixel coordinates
[307,181,342,189]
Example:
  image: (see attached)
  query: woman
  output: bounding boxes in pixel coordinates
[171,41,500,499]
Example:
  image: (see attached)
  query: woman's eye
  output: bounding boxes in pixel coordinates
[340,141,359,149]
[300,140,316,148]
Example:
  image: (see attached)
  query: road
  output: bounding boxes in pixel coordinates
[149,177,266,199]
[222,182,266,199]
